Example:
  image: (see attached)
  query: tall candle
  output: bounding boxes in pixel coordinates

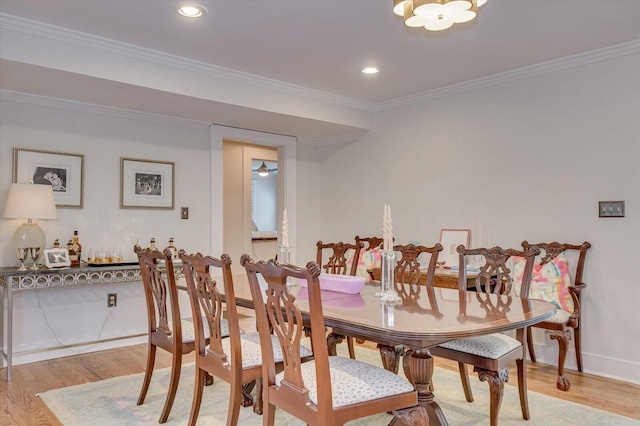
[282,208,289,248]
[383,204,393,252]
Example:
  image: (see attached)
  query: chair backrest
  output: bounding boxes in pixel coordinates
[241,255,333,421]
[393,243,443,286]
[521,241,591,286]
[316,240,363,276]
[134,245,181,344]
[456,245,540,296]
[179,251,242,368]
[355,235,386,251]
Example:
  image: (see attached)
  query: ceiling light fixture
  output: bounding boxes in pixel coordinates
[362,67,379,74]
[393,0,487,32]
[178,4,207,18]
[257,161,270,177]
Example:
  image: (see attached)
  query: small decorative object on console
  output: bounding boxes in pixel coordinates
[43,248,71,268]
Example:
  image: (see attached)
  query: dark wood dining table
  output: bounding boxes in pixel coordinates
[218,275,556,426]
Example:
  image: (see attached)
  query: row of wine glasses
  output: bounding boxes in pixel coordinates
[17,247,41,271]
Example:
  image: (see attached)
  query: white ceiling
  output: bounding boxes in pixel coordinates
[1,0,640,138]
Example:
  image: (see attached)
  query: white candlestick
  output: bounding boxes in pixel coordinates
[282,208,289,248]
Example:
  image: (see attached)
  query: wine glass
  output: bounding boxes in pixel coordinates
[16,247,28,271]
[29,247,41,270]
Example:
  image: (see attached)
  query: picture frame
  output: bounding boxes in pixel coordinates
[439,228,471,267]
[13,148,84,208]
[120,157,174,209]
[43,248,71,268]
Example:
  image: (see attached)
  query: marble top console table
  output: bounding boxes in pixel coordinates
[0,263,183,381]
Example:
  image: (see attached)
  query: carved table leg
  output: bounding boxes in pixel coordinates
[476,367,508,426]
[378,344,404,374]
[402,348,448,426]
[326,332,345,356]
[549,330,571,391]
[242,379,256,408]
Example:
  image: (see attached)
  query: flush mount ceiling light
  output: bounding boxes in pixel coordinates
[393,0,487,32]
[178,4,207,18]
[362,67,379,74]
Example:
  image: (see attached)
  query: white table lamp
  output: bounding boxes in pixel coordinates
[3,183,57,265]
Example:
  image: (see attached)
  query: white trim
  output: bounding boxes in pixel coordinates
[210,125,297,264]
[0,89,210,129]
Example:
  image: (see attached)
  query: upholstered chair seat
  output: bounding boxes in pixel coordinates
[219,332,313,369]
[437,334,522,359]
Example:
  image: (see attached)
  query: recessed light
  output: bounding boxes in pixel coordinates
[178,4,207,18]
[362,67,379,74]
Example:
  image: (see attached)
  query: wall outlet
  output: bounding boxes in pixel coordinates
[599,201,625,217]
[181,207,189,219]
[107,293,117,307]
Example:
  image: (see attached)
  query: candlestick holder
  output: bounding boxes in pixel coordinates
[381,300,396,328]
[278,245,290,264]
[377,250,401,303]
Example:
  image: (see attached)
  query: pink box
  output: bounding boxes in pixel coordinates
[300,273,365,294]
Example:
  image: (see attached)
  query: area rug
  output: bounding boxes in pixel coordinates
[39,344,638,426]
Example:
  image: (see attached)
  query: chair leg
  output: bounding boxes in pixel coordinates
[347,336,356,359]
[549,330,571,391]
[516,357,530,420]
[476,367,508,426]
[574,325,583,372]
[527,326,536,362]
[159,351,182,423]
[137,343,156,406]
[204,371,215,386]
[188,367,206,426]
[263,401,276,426]
[253,377,264,415]
[227,376,243,426]
[458,362,474,402]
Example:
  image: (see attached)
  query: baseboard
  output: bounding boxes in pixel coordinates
[9,334,148,367]
[530,341,640,385]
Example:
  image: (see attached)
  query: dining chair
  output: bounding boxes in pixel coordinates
[241,255,428,426]
[179,251,313,425]
[429,245,540,426]
[378,243,443,374]
[134,245,216,424]
[316,240,363,358]
[520,240,591,391]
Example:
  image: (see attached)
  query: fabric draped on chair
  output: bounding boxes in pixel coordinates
[241,255,427,426]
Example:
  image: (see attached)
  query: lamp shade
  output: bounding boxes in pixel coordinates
[3,183,57,220]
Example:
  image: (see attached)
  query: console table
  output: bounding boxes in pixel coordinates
[0,263,182,381]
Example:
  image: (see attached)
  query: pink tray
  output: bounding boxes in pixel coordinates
[299,273,365,294]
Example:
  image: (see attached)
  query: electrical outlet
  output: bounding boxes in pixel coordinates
[599,201,625,218]
[181,207,189,219]
[107,293,117,307]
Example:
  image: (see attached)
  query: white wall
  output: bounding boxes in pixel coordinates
[0,94,212,364]
[310,53,640,383]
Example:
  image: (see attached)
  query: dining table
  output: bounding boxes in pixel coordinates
[219,274,556,426]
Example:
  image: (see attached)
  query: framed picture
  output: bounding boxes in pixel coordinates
[120,157,174,209]
[13,148,84,208]
[439,228,471,267]
[43,248,71,268]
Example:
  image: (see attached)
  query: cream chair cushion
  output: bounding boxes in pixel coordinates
[438,333,521,359]
[217,332,313,369]
[276,356,414,407]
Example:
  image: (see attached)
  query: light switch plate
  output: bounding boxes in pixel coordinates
[599,201,624,218]
[181,207,189,219]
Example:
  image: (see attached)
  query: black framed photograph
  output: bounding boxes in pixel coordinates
[13,148,84,208]
[120,157,174,209]
[43,248,71,268]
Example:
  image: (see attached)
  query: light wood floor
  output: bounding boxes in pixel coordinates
[2,315,639,425]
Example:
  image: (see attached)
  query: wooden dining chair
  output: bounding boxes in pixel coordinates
[429,245,540,426]
[241,255,428,426]
[520,240,591,391]
[316,239,363,358]
[134,245,216,424]
[179,251,313,425]
[378,243,443,375]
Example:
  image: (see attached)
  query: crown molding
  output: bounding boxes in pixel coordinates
[0,89,211,129]
[0,14,372,112]
[373,39,640,111]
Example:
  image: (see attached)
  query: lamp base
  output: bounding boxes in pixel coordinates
[13,221,46,268]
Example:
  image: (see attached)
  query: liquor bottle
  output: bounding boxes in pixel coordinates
[72,230,82,264]
[149,238,157,251]
[53,239,60,249]
[67,240,79,266]
[165,237,178,258]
